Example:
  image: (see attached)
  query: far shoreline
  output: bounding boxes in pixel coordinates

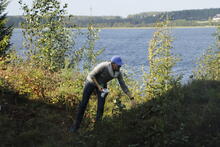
[93,26,217,29]
[13,25,217,30]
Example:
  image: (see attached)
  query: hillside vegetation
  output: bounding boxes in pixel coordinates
[7,8,220,28]
[1,70,220,146]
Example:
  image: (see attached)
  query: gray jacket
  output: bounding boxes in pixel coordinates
[87,61,130,94]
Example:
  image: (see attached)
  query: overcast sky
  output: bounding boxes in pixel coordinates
[6,0,220,17]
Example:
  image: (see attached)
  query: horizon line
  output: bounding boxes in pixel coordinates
[6,7,220,18]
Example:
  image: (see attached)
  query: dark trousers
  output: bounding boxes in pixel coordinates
[74,81,108,129]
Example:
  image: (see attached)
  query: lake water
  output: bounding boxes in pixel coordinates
[11,28,216,82]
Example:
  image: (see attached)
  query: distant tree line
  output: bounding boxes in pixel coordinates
[6,8,220,28]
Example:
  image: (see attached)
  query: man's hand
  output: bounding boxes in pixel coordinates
[129,97,134,100]
[130,99,136,108]
[92,77,103,92]
[98,86,103,92]
[129,96,136,108]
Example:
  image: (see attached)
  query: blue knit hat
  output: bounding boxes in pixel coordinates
[111,55,123,66]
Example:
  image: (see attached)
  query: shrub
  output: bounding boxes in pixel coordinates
[144,19,181,99]
[194,25,220,80]
[19,0,73,71]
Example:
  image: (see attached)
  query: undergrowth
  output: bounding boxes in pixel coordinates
[1,65,220,146]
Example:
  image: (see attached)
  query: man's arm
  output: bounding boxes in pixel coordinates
[117,72,134,100]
